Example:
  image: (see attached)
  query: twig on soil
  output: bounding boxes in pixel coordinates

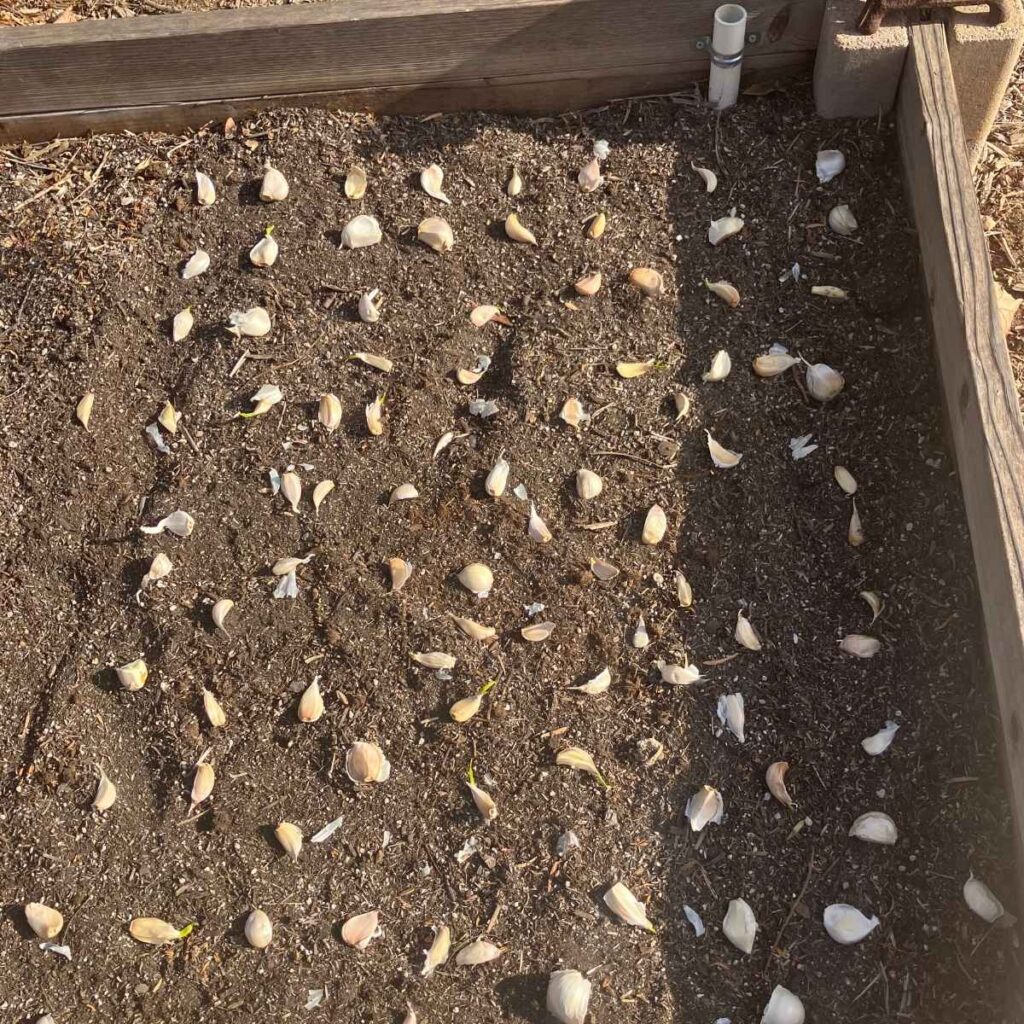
[591,450,675,471]
[13,174,72,214]
[180,423,201,455]
[764,848,815,976]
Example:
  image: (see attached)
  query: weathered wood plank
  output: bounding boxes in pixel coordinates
[0,0,821,139]
[898,21,1024,882]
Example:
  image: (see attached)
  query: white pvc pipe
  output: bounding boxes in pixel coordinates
[708,4,748,111]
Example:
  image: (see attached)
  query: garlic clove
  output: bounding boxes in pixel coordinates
[249,229,278,268]
[616,359,655,378]
[418,216,454,252]
[298,678,325,723]
[141,551,173,587]
[761,985,805,1024]
[275,821,303,861]
[195,170,216,206]
[387,557,413,592]
[157,401,180,435]
[675,571,693,608]
[834,465,857,494]
[674,392,692,421]
[486,456,510,498]
[849,811,897,845]
[341,910,380,949]
[806,361,844,402]
[271,553,313,576]
[281,471,301,513]
[603,881,655,932]
[816,149,846,183]
[340,215,382,249]
[353,351,394,372]
[587,211,607,239]
[840,633,879,658]
[411,651,457,669]
[556,746,608,786]
[227,307,271,338]
[117,658,148,691]
[574,271,603,296]
[505,213,537,244]
[861,721,899,755]
[717,693,745,742]
[345,741,390,783]
[319,393,342,432]
[248,383,283,414]
[470,304,510,328]
[344,164,367,200]
[723,898,757,954]
[560,397,590,428]
[202,688,226,728]
[753,353,798,377]
[766,761,794,807]
[140,509,195,537]
[811,284,848,300]
[76,391,95,430]
[129,917,185,945]
[686,784,724,831]
[704,280,740,307]
[172,307,193,342]
[467,781,498,821]
[358,287,382,323]
[735,610,762,650]
[211,598,234,633]
[448,613,496,641]
[963,875,1011,924]
[655,659,702,686]
[849,500,865,546]
[456,938,502,965]
[706,430,742,468]
[823,904,879,944]
[403,1005,417,1024]
[245,908,273,949]
[313,480,335,513]
[576,468,603,499]
[547,969,592,1024]
[422,923,451,977]
[578,156,603,192]
[420,163,451,204]
[521,621,555,642]
[366,395,385,436]
[642,504,667,545]
[450,693,483,723]
[860,590,883,622]
[628,268,665,297]
[691,161,718,192]
[93,764,117,811]
[190,761,215,808]
[702,349,732,381]
[25,902,63,940]
[708,215,744,245]
[828,203,858,236]
[458,562,494,598]
[182,249,210,280]
[507,166,523,197]
[571,667,611,695]
[260,161,289,202]
[528,503,553,543]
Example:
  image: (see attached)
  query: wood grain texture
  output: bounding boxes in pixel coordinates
[0,0,822,136]
[898,21,1024,886]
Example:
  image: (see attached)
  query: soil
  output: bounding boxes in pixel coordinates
[1,0,311,25]
[0,92,1019,1024]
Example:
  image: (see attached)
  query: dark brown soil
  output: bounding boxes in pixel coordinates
[0,92,1019,1024]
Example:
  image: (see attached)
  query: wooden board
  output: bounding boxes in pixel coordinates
[0,0,822,142]
[898,21,1024,885]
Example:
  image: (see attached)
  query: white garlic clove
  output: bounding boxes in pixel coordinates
[632,614,650,649]
[190,761,215,809]
[341,910,381,949]
[345,741,390,783]
[587,211,607,239]
[683,905,705,937]
[249,230,279,268]
[505,213,537,244]
[366,395,385,436]
[181,249,210,280]
[686,785,724,831]
[520,620,555,643]
[766,761,794,807]
[202,688,226,728]
[449,693,483,723]
[319,393,342,432]
[116,659,148,691]
[341,215,382,249]
[358,287,383,323]
[708,215,744,245]
[227,307,272,338]
[860,590,883,622]
[245,908,273,948]
[433,431,455,458]
[655,659,702,686]
[528,503,553,543]
[312,480,335,513]
[753,353,798,377]
[387,557,413,592]
[560,397,590,428]
[507,166,523,197]
[467,781,498,821]
[353,351,394,372]
[703,349,732,381]
[458,562,493,598]
[195,170,216,206]
[574,271,602,296]
[723,898,757,953]
[849,811,898,845]
[260,161,289,202]
[811,284,848,300]
[963,875,1011,924]
[576,468,603,499]
[815,149,846,183]
[823,904,879,945]
[578,156,603,192]
[411,651,457,669]
[616,359,654,379]
[675,571,693,608]
[469,304,510,328]
[691,161,718,192]
[642,504,667,545]
[422,923,451,977]
[271,553,313,576]
[129,917,185,945]
[275,821,303,861]
[840,633,880,658]
[211,598,234,633]
[486,456,510,498]
[571,667,611,695]
[93,764,117,811]
[717,693,745,743]
[140,509,195,537]
[449,614,496,641]
[761,985,805,1024]
[603,881,655,932]
[861,721,899,755]
[402,1005,417,1024]
[172,307,194,342]
[418,216,454,252]
[590,558,619,581]
[344,164,367,200]
[628,267,665,297]
[806,361,844,402]
[556,747,608,786]
[674,392,692,421]
[706,430,742,468]
[25,903,64,940]
[834,465,857,494]
[547,969,592,1024]
[735,610,762,650]
[704,280,740,307]
[828,203,858,236]
[281,471,301,513]
[297,678,325,722]
[455,939,502,966]
[141,551,173,587]
[849,500,865,546]
[420,163,451,204]
[248,383,283,415]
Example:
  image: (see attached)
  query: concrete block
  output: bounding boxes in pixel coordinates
[814,0,908,119]
[946,0,1024,165]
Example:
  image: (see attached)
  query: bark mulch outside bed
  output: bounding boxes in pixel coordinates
[0,92,1020,1023]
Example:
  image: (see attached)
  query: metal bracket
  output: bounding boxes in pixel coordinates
[695,31,760,50]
